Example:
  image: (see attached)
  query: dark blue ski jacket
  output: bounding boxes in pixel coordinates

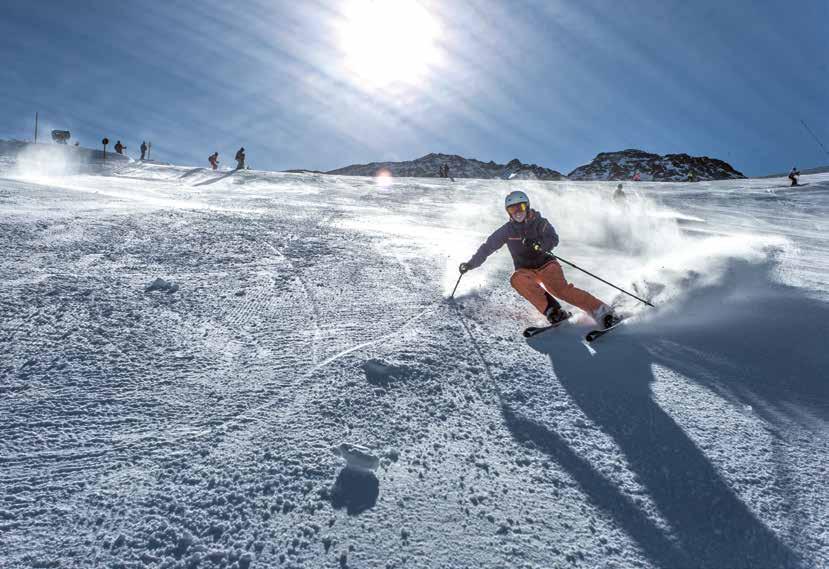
[467,209,559,270]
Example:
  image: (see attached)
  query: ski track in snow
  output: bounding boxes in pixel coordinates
[1,163,828,569]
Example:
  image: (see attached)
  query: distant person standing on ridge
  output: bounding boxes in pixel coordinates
[444,163,451,180]
[235,147,246,170]
[114,140,125,155]
[208,152,219,170]
[140,141,148,160]
[632,171,641,181]
[788,167,801,186]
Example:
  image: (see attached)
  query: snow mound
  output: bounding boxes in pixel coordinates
[144,277,179,293]
[333,442,380,472]
[362,358,412,386]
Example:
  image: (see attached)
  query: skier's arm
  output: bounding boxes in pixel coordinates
[466,225,508,269]
[538,217,559,251]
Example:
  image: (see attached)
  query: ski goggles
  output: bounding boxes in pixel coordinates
[506,202,528,216]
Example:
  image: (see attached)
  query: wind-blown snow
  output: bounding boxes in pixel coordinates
[1,157,827,569]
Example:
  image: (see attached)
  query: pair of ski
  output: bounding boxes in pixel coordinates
[523,315,626,342]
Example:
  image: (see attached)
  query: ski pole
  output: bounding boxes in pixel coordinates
[449,272,464,300]
[545,251,656,308]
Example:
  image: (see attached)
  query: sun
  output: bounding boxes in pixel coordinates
[338,0,440,87]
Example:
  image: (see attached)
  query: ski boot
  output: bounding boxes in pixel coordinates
[594,305,623,329]
[545,305,572,326]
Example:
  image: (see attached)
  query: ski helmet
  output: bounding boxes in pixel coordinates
[504,190,529,209]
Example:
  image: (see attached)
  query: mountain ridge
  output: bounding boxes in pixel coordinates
[326,152,566,180]
[567,149,745,181]
[325,149,744,182]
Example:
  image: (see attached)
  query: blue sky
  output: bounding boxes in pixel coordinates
[1,0,827,175]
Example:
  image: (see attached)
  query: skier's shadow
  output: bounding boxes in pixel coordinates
[506,334,804,569]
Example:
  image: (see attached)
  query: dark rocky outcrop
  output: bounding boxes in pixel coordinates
[568,149,745,181]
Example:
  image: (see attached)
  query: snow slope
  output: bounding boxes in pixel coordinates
[1,159,827,569]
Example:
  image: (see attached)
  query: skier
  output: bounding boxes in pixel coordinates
[613,183,626,201]
[140,141,148,160]
[114,140,126,155]
[632,171,641,181]
[235,147,246,170]
[458,191,621,329]
[208,152,219,170]
[788,167,800,187]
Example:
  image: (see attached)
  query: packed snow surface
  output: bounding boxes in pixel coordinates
[1,159,827,569]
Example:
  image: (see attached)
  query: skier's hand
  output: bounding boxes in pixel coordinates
[522,238,542,252]
[458,262,470,274]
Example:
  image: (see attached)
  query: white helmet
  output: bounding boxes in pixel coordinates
[504,190,529,209]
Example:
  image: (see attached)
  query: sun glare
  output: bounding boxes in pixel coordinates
[338,0,440,87]
[375,168,393,186]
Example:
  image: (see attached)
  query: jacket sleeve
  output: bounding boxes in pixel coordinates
[467,224,509,269]
[537,215,559,251]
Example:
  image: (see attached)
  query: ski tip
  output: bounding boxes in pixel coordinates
[523,327,541,338]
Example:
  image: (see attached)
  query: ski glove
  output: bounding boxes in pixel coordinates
[522,238,542,252]
[458,262,470,274]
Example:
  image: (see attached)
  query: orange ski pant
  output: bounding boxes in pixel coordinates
[510,260,605,316]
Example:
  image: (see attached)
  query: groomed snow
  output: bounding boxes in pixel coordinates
[1,158,827,569]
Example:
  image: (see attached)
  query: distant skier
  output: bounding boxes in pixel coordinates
[444,163,451,180]
[140,141,148,160]
[208,152,219,170]
[613,183,626,201]
[235,147,246,170]
[789,167,801,187]
[458,191,621,329]
[687,172,696,182]
[114,140,126,155]
[632,171,641,181]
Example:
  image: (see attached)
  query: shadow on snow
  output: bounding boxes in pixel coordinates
[503,259,826,569]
